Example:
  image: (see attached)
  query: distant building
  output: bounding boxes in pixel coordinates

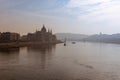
[0,32,20,42]
[0,32,1,39]
[99,32,102,35]
[0,32,1,41]
[20,35,28,41]
[22,25,57,42]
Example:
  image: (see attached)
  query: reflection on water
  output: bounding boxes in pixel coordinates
[27,45,56,69]
[27,45,56,52]
[0,48,20,54]
[0,42,120,80]
[0,48,20,66]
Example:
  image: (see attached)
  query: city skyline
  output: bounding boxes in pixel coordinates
[0,0,120,35]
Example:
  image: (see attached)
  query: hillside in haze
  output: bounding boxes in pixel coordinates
[56,33,89,41]
[83,33,120,44]
[56,33,120,44]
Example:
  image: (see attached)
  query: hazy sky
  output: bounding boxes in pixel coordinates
[0,0,120,35]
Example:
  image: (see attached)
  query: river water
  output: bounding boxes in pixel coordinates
[0,42,120,80]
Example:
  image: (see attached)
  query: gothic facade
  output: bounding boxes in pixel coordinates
[27,25,57,42]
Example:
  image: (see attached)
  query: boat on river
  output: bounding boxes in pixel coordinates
[72,42,76,44]
[64,38,67,46]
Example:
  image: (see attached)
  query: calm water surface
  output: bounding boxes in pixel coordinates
[0,42,120,80]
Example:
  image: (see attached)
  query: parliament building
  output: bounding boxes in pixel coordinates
[23,25,57,42]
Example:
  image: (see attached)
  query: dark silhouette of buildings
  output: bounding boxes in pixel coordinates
[0,32,20,42]
[0,32,1,40]
[0,25,57,43]
[21,25,57,42]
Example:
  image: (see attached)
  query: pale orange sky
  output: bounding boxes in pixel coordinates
[1,0,120,35]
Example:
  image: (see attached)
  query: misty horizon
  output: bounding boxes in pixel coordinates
[1,30,120,36]
[0,0,120,35]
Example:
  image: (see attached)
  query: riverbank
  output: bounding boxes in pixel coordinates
[0,41,63,49]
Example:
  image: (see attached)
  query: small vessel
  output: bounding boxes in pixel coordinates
[64,38,67,46]
[72,42,76,44]
[64,43,66,46]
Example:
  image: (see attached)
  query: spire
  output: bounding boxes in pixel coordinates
[36,26,38,32]
[43,24,45,28]
[50,29,52,34]
[41,24,46,32]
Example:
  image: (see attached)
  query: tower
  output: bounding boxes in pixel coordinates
[50,29,52,34]
[41,24,46,33]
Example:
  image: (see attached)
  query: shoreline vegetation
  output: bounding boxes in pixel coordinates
[0,41,62,49]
